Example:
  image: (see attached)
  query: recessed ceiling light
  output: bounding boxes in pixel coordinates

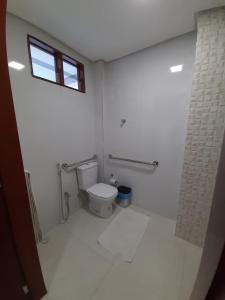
[170,65,183,73]
[8,61,25,70]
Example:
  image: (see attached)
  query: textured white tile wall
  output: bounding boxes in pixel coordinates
[176,7,225,247]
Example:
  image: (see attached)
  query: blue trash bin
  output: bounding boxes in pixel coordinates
[117,186,132,208]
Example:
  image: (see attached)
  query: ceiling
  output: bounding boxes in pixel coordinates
[7,0,223,62]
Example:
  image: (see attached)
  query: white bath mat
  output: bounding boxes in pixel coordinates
[98,208,150,262]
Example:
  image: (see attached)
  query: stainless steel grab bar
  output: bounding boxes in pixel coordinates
[108,154,159,167]
[61,155,97,171]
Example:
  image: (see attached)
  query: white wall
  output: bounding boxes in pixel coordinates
[93,61,105,182]
[103,33,196,219]
[7,12,196,230]
[6,14,97,233]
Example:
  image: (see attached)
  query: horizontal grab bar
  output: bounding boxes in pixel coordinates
[61,155,97,170]
[108,154,159,167]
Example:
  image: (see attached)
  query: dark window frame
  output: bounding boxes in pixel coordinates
[27,35,86,93]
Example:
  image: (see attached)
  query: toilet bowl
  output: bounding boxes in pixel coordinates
[77,162,118,218]
[87,183,118,218]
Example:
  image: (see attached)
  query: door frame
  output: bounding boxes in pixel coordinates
[206,244,225,299]
[0,1,46,299]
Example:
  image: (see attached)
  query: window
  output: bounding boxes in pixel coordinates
[63,59,78,90]
[30,45,56,82]
[27,35,85,93]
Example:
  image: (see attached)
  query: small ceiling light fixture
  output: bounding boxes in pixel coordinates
[170,64,183,73]
[8,61,25,70]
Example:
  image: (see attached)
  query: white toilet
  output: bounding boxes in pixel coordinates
[77,161,118,218]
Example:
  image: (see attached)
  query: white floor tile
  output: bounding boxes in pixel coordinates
[42,238,113,300]
[39,207,202,300]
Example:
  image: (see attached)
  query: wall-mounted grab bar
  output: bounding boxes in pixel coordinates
[108,154,159,167]
[61,155,97,171]
[56,156,97,223]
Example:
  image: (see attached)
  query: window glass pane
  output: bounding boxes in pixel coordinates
[30,45,56,82]
[63,61,78,89]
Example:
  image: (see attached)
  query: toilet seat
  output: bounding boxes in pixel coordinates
[87,183,118,200]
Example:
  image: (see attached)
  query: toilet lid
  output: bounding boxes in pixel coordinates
[87,183,118,199]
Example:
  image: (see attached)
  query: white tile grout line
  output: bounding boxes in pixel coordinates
[89,254,123,300]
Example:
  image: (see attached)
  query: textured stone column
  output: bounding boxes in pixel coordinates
[176,7,225,247]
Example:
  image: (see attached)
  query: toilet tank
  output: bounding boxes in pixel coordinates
[77,161,98,190]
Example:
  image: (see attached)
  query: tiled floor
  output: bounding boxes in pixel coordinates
[38,206,202,300]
